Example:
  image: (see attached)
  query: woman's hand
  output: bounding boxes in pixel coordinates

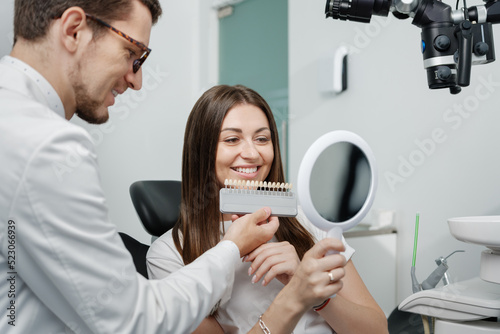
[247,238,348,334]
[244,241,300,285]
[287,238,347,308]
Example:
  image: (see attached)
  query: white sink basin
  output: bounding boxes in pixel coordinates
[448,216,500,252]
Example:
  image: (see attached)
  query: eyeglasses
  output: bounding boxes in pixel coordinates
[85,13,151,73]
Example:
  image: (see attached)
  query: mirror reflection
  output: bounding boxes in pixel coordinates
[310,142,371,223]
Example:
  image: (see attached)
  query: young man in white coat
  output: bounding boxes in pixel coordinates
[0,1,280,333]
[0,1,349,333]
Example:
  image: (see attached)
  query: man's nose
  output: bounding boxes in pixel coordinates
[125,66,143,90]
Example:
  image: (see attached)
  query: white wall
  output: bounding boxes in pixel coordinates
[0,1,14,57]
[289,0,500,310]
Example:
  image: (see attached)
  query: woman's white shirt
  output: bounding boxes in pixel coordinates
[147,208,355,334]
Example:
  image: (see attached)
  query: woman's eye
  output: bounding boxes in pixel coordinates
[256,136,271,143]
[224,137,239,144]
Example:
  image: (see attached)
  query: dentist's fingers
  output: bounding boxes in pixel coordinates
[223,207,279,257]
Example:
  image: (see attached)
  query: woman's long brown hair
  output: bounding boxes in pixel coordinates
[172,85,315,266]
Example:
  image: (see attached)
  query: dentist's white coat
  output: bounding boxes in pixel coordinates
[0,56,239,334]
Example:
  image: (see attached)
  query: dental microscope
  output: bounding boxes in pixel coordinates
[324,0,500,94]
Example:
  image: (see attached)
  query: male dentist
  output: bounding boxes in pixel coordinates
[0,1,278,333]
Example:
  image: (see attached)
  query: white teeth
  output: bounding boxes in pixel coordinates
[112,90,118,97]
[234,167,257,174]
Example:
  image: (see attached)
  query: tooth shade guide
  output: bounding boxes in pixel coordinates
[223,179,293,195]
[220,179,298,217]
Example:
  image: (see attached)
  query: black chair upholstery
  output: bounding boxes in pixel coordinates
[387,308,423,333]
[120,180,182,278]
[129,180,182,237]
[119,232,150,278]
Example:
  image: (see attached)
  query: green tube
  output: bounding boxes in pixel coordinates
[412,213,420,267]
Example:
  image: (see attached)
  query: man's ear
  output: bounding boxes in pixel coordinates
[58,7,89,53]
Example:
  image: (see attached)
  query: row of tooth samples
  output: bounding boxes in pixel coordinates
[224,179,292,192]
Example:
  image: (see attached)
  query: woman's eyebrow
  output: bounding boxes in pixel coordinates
[254,127,271,133]
[220,127,242,133]
[220,127,270,133]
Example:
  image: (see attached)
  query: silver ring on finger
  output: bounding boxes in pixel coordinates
[328,271,335,283]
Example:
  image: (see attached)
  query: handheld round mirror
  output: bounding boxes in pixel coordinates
[297,130,378,241]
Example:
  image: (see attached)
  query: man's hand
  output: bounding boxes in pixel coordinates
[222,207,279,257]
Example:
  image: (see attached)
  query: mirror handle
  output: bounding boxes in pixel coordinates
[325,226,343,255]
[325,226,343,298]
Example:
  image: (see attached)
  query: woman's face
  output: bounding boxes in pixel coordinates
[216,103,274,188]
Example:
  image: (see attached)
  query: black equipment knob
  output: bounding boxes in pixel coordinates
[434,35,451,51]
[436,66,452,80]
[449,86,462,94]
[474,42,489,56]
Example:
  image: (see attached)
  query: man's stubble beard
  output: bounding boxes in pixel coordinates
[70,63,110,125]
[74,84,109,124]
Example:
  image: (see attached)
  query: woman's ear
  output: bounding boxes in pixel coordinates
[58,7,88,53]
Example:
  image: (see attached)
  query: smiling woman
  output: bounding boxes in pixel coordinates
[215,103,274,187]
[146,84,389,334]
[147,84,319,332]
[167,85,313,264]
[166,84,315,265]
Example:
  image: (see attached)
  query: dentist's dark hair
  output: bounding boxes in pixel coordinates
[14,0,162,44]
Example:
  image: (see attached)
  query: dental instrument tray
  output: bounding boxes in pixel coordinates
[220,179,298,217]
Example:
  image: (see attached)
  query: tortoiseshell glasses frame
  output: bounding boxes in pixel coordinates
[85,13,151,73]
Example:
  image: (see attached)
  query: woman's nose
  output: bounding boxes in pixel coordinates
[240,141,258,159]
